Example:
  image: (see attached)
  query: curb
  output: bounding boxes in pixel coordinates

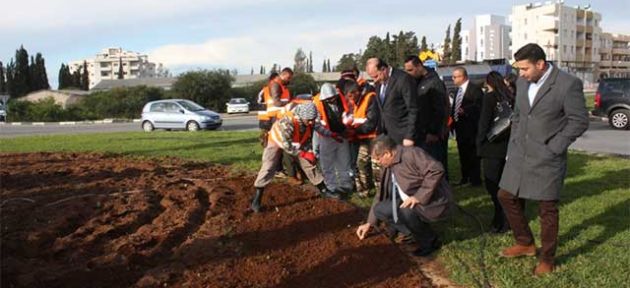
[1,119,140,126]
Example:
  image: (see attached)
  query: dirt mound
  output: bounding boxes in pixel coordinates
[1,153,430,287]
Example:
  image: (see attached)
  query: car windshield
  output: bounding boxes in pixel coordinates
[177,100,205,111]
[229,98,247,104]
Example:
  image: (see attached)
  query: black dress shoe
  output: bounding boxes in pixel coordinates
[413,238,442,257]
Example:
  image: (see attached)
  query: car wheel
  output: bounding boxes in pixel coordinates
[609,109,629,130]
[142,121,154,132]
[186,121,200,131]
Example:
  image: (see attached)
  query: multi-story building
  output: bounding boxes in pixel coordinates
[598,33,630,79]
[69,48,161,89]
[461,15,511,62]
[511,1,602,84]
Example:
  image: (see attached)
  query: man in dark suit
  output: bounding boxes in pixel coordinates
[365,58,418,147]
[498,43,588,276]
[451,67,482,186]
[403,55,449,178]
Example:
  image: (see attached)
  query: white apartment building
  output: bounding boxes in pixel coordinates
[69,48,161,89]
[598,33,630,79]
[461,15,511,62]
[511,1,602,83]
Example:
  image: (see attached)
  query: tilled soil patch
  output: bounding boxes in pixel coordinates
[1,152,431,287]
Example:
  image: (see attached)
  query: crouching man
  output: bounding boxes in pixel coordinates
[356,135,453,256]
[251,102,339,213]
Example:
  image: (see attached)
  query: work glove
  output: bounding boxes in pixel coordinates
[299,151,317,164]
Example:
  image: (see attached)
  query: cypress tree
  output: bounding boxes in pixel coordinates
[322,60,327,72]
[442,25,452,64]
[0,61,5,94]
[421,36,428,52]
[58,64,66,89]
[117,57,124,79]
[13,45,31,97]
[36,53,50,90]
[6,61,15,96]
[451,18,463,64]
[82,60,89,90]
[309,51,313,73]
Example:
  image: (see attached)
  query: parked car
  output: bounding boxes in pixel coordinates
[141,99,222,132]
[592,78,630,130]
[226,98,250,114]
[0,102,6,122]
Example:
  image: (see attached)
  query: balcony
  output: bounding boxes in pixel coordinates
[612,48,630,55]
[576,25,585,33]
[576,39,585,47]
[585,40,593,47]
[540,17,559,32]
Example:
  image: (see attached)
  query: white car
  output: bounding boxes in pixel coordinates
[226,98,250,114]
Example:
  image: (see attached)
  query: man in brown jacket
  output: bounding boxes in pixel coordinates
[356,135,453,256]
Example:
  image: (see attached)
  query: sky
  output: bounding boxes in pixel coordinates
[0,0,628,88]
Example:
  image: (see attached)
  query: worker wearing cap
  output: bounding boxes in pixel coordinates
[314,83,354,195]
[251,102,339,213]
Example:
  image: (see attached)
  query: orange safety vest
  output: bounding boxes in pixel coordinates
[257,79,292,121]
[350,91,377,140]
[313,91,349,130]
[268,111,313,149]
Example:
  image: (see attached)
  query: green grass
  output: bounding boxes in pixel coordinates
[1,133,628,287]
[0,131,263,171]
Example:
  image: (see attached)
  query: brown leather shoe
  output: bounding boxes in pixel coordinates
[499,244,536,258]
[533,261,554,276]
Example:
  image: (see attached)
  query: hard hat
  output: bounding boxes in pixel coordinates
[319,83,337,101]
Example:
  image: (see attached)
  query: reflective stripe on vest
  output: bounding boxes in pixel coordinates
[268,111,312,148]
[352,91,377,139]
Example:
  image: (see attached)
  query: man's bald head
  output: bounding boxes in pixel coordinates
[365,58,389,84]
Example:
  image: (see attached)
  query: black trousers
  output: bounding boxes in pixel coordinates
[455,137,481,185]
[373,198,437,248]
[482,157,508,229]
[420,138,449,181]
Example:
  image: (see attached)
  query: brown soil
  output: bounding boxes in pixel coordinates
[1,152,434,287]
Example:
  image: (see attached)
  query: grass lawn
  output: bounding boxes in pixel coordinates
[1,131,628,287]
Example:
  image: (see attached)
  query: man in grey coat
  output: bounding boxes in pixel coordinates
[498,43,589,276]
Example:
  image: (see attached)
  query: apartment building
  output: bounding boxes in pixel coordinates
[598,33,630,79]
[69,48,161,89]
[511,1,602,84]
[462,15,511,62]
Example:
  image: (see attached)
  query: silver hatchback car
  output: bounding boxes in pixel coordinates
[141,99,222,132]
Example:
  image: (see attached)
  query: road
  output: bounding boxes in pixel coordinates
[0,113,259,138]
[570,120,630,156]
[1,117,628,156]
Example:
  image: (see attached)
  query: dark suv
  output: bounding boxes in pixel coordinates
[592,78,630,130]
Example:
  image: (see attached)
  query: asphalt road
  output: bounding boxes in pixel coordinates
[1,117,628,156]
[0,113,259,138]
[570,120,630,157]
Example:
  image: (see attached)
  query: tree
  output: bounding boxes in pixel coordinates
[35,53,49,90]
[72,70,81,89]
[322,60,327,72]
[288,73,317,95]
[0,61,5,94]
[336,53,359,72]
[5,61,15,97]
[259,65,264,75]
[308,51,314,73]
[442,25,452,64]
[12,45,31,97]
[81,60,89,90]
[451,18,463,64]
[172,70,234,112]
[421,36,428,52]
[117,57,124,79]
[271,64,278,73]
[58,64,66,89]
[293,48,307,73]
[250,67,254,75]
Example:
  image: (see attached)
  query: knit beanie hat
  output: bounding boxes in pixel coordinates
[294,102,317,120]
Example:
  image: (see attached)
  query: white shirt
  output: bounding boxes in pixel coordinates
[458,80,470,96]
[527,63,553,106]
[379,67,394,101]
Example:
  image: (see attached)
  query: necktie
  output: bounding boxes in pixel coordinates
[379,83,388,104]
[391,172,398,223]
[454,87,463,122]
